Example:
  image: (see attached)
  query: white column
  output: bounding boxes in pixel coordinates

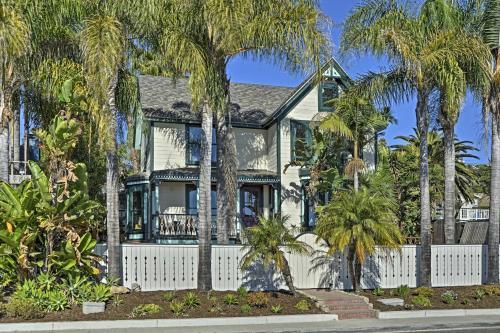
[263,185,270,218]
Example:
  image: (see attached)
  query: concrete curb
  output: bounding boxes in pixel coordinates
[377,308,500,319]
[0,314,338,332]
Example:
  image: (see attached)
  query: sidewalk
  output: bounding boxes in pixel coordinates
[5,315,500,333]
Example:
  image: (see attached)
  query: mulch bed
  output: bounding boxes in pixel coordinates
[0,290,321,323]
[361,286,500,311]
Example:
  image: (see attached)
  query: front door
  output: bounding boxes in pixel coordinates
[240,186,263,228]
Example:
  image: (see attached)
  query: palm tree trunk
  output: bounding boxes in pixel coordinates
[281,256,296,296]
[353,141,359,192]
[354,258,362,292]
[12,100,20,172]
[198,101,213,291]
[216,111,237,244]
[416,91,432,287]
[488,98,500,284]
[0,88,13,183]
[443,124,456,244]
[346,245,358,291]
[106,75,122,283]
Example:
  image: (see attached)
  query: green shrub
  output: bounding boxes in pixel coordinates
[394,285,410,299]
[237,287,248,299]
[247,292,269,308]
[240,304,252,314]
[411,295,432,308]
[183,292,200,309]
[483,285,500,296]
[0,303,5,318]
[414,287,434,298]
[112,295,123,307]
[462,298,470,305]
[46,290,69,311]
[372,287,384,296]
[271,304,283,313]
[295,299,310,311]
[223,294,239,306]
[441,291,457,305]
[62,275,92,304]
[129,304,161,318]
[5,298,44,320]
[37,273,56,291]
[209,303,224,313]
[474,288,486,300]
[170,300,185,316]
[163,291,176,302]
[90,284,112,303]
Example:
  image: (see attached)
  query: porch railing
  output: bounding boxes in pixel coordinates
[8,161,31,185]
[459,208,489,221]
[154,213,241,239]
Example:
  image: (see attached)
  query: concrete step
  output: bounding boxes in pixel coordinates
[325,302,373,311]
[334,309,378,320]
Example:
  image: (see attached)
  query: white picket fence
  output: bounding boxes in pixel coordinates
[93,234,492,291]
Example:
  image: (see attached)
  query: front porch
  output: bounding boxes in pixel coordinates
[124,169,280,244]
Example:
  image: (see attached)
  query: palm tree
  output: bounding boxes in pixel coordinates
[240,215,311,296]
[341,0,487,286]
[154,0,329,290]
[481,0,500,284]
[0,3,30,183]
[420,0,491,245]
[321,89,391,191]
[316,187,403,292]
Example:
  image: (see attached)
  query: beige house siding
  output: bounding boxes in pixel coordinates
[153,123,186,170]
[267,123,277,172]
[279,87,319,227]
[234,128,268,170]
[158,182,186,214]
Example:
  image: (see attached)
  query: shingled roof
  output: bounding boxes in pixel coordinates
[138,75,295,127]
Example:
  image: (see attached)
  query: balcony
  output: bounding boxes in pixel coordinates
[459,208,489,221]
[8,161,31,185]
[153,213,241,243]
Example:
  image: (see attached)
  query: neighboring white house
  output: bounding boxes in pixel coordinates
[125,59,376,244]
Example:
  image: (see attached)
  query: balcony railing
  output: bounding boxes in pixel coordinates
[8,161,31,185]
[154,213,241,239]
[459,208,489,221]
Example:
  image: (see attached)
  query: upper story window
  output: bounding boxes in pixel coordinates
[290,120,312,162]
[318,78,339,111]
[186,126,217,165]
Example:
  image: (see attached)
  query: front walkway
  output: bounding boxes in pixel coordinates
[300,289,377,319]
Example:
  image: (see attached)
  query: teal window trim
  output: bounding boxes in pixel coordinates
[185,184,217,216]
[290,120,312,162]
[185,125,217,166]
[318,80,339,111]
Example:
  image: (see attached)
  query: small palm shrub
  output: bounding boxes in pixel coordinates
[441,291,458,304]
[295,299,310,311]
[112,295,123,307]
[183,292,200,309]
[163,291,176,302]
[394,285,410,299]
[129,304,161,318]
[372,287,384,296]
[247,292,269,308]
[170,300,185,316]
[316,188,403,291]
[412,295,432,308]
[90,284,112,303]
[271,304,283,313]
[46,290,69,311]
[223,294,239,306]
[241,215,311,296]
[414,287,434,298]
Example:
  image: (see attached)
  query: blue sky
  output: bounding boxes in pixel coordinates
[227,1,489,164]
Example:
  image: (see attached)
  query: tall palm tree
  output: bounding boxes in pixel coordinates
[154,0,329,289]
[342,0,487,286]
[321,89,391,191]
[0,3,30,183]
[420,0,491,245]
